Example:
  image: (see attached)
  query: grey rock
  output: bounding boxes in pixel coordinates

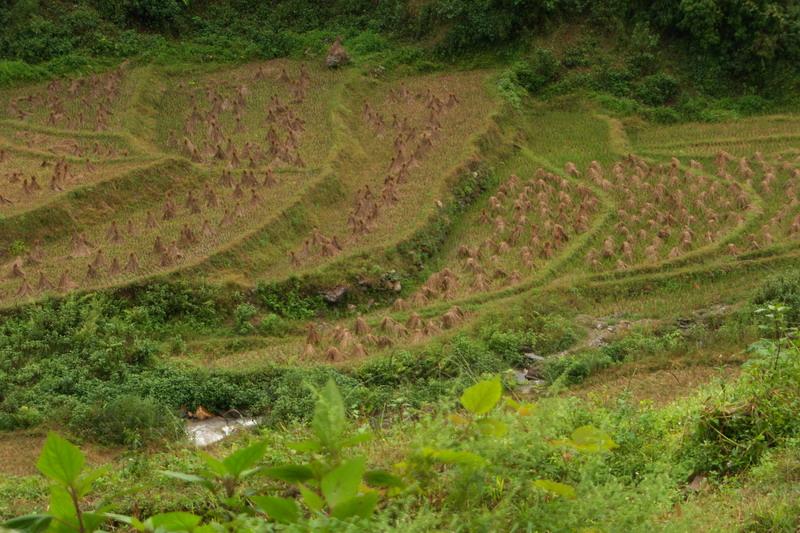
[524,352,546,362]
[322,285,348,303]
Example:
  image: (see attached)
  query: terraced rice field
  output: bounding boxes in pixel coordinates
[1,60,799,371]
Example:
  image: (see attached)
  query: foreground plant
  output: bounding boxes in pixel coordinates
[2,377,616,531]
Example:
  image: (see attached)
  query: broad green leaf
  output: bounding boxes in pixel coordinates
[198,452,229,478]
[447,413,470,426]
[194,526,221,533]
[74,466,107,497]
[144,512,202,531]
[37,432,85,487]
[533,479,577,499]
[48,485,78,522]
[160,471,215,491]
[476,417,508,437]
[555,425,618,453]
[421,447,487,467]
[311,379,347,450]
[298,484,324,512]
[106,513,146,531]
[321,456,366,508]
[81,511,107,533]
[364,470,404,488]
[506,398,536,416]
[161,471,207,484]
[251,495,300,524]
[460,378,502,415]
[505,398,520,409]
[262,464,314,483]
[516,403,536,416]
[330,493,379,520]
[222,441,268,478]
[2,514,52,532]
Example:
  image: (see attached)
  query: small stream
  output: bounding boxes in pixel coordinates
[186,417,258,447]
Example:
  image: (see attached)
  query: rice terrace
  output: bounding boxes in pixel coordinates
[0,2,800,532]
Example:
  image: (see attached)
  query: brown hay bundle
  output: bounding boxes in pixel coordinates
[351,343,367,358]
[410,292,428,307]
[306,323,320,346]
[153,236,165,255]
[57,271,77,292]
[325,346,343,362]
[303,343,316,358]
[145,211,158,229]
[424,320,441,336]
[354,316,371,336]
[392,298,409,311]
[406,312,422,330]
[71,232,94,258]
[16,278,33,298]
[338,329,355,350]
[376,336,393,348]
[472,273,489,292]
[410,329,426,343]
[85,263,99,280]
[125,252,139,273]
[109,257,121,276]
[91,249,106,270]
[8,258,25,279]
[441,310,462,329]
[35,271,53,291]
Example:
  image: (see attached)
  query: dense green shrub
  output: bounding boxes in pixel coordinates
[234,303,258,334]
[635,73,680,106]
[681,343,800,475]
[514,49,561,94]
[540,351,614,386]
[0,59,47,85]
[752,271,800,326]
[74,394,183,447]
[254,279,323,319]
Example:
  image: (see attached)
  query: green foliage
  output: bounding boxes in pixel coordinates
[681,336,800,476]
[4,432,107,533]
[514,49,561,94]
[254,279,323,319]
[4,378,627,530]
[74,394,184,447]
[8,239,28,257]
[541,350,614,386]
[233,303,257,335]
[752,270,800,325]
[635,73,680,106]
[495,68,527,109]
[0,59,47,86]
[163,378,395,525]
[459,377,502,415]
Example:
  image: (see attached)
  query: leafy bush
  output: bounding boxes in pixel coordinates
[540,351,613,386]
[257,313,292,337]
[514,49,560,94]
[74,394,183,447]
[495,67,527,108]
[4,379,617,531]
[254,279,323,320]
[752,271,800,326]
[234,303,258,334]
[0,60,47,86]
[681,342,800,475]
[635,73,680,106]
[646,106,681,124]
